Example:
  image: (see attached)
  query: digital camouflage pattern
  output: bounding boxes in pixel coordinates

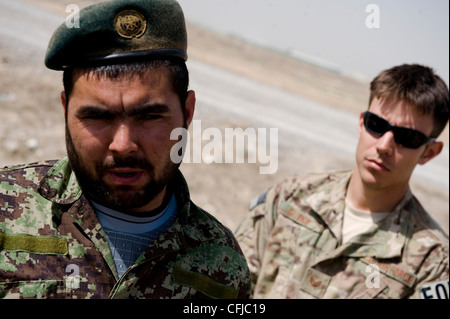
[235,171,449,299]
[0,157,251,299]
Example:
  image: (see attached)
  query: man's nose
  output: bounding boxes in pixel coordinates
[108,123,139,155]
[376,130,395,156]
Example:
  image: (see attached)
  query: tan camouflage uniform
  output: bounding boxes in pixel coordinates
[0,157,251,299]
[235,170,449,299]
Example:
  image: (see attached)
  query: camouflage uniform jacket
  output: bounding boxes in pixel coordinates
[0,157,251,299]
[235,170,449,299]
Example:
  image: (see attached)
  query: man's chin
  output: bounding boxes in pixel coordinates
[93,190,137,209]
[88,181,166,211]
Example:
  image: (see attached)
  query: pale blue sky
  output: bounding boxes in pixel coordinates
[177,0,449,85]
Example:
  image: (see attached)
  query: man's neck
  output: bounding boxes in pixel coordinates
[347,169,408,213]
[129,186,168,215]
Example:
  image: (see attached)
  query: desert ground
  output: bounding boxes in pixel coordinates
[0,0,448,235]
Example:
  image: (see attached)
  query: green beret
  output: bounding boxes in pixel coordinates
[45,0,187,70]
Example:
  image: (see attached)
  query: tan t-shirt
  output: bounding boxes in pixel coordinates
[342,198,390,244]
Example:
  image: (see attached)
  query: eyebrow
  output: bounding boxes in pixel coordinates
[128,104,170,117]
[75,103,171,118]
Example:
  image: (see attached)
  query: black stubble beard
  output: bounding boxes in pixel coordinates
[65,125,180,211]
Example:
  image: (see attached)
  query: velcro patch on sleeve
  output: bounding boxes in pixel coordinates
[0,232,68,255]
[173,264,239,299]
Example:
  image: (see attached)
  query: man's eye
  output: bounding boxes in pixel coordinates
[81,113,114,120]
[82,115,100,119]
[138,114,163,121]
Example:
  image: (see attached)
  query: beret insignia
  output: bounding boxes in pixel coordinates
[114,10,146,38]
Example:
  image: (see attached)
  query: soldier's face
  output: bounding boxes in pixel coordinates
[62,68,195,212]
[354,97,442,192]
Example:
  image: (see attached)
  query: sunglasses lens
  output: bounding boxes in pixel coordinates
[363,112,388,136]
[394,127,428,149]
[363,112,431,149]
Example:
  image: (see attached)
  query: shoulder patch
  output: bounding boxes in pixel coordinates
[172,264,239,299]
[249,190,269,211]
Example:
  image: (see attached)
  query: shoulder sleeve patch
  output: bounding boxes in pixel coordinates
[172,264,239,299]
[248,190,269,211]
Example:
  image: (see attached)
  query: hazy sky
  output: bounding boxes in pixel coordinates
[177,0,449,85]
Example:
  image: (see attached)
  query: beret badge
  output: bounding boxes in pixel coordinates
[114,10,147,38]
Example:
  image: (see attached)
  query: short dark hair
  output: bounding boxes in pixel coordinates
[62,58,189,116]
[369,64,449,138]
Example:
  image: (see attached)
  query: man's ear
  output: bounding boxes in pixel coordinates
[184,90,196,127]
[418,141,443,165]
[358,111,365,139]
[61,91,67,116]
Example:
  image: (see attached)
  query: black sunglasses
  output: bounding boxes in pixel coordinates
[362,111,435,149]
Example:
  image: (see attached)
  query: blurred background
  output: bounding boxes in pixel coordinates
[178,0,449,86]
[0,0,448,234]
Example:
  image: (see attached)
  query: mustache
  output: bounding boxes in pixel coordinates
[100,156,154,171]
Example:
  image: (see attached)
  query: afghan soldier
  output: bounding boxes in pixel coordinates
[235,64,449,299]
[0,0,250,299]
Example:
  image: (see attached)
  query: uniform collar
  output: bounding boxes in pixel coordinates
[305,170,351,240]
[344,189,413,259]
[306,171,414,259]
[160,169,229,244]
[38,156,82,205]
